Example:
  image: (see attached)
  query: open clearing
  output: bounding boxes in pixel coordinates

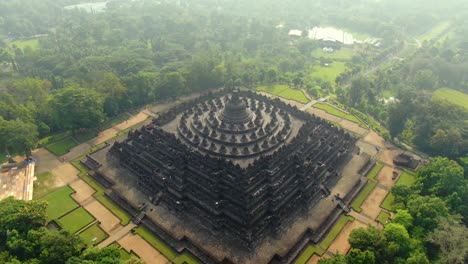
[433,88,468,110]
[310,61,348,85]
[41,185,79,221]
[79,223,108,246]
[57,207,95,234]
[311,48,356,60]
[256,85,310,103]
[9,38,40,51]
[313,103,365,127]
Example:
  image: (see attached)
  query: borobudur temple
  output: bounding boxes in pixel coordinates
[109,89,356,248]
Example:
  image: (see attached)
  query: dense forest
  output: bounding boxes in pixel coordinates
[1,0,467,159]
[0,1,467,262]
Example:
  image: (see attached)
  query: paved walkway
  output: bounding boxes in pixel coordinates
[98,223,136,248]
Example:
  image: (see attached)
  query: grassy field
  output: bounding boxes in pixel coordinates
[314,103,366,126]
[351,180,378,212]
[9,38,40,51]
[71,160,132,225]
[376,210,391,225]
[310,61,348,85]
[134,226,178,260]
[57,207,95,234]
[433,88,468,110]
[33,171,60,199]
[381,170,417,211]
[311,48,356,60]
[173,252,201,264]
[38,131,72,147]
[46,137,78,156]
[41,185,79,221]
[419,21,451,42]
[99,115,126,131]
[256,85,310,103]
[367,162,384,180]
[320,215,355,249]
[73,130,99,143]
[78,223,108,246]
[119,248,139,261]
[294,244,325,264]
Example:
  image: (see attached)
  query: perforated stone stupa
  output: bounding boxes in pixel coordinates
[110,89,356,248]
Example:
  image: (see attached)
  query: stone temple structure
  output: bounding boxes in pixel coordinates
[109,89,356,248]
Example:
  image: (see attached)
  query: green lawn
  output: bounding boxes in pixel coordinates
[320,215,355,249]
[367,162,384,181]
[46,137,78,156]
[376,210,391,225]
[173,252,201,264]
[134,226,178,260]
[310,61,348,85]
[9,38,40,51]
[41,185,79,221]
[78,223,108,246]
[256,85,310,103]
[119,248,139,261]
[380,170,417,211]
[38,131,72,147]
[57,207,95,234]
[33,171,60,199]
[294,244,325,264]
[73,130,99,143]
[419,21,451,42]
[99,115,126,131]
[351,180,378,212]
[311,48,356,60]
[314,103,366,127]
[433,88,468,110]
[71,160,131,225]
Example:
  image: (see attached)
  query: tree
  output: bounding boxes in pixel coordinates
[427,216,468,264]
[417,157,466,198]
[318,254,347,264]
[406,195,448,233]
[384,223,411,259]
[0,198,47,246]
[406,252,430,264]
[0,118,38,157]
[49,86,105,132]
[348,226,386,259]
[392,209,413,230]
[348,77,370,107]
[346,249,375,264]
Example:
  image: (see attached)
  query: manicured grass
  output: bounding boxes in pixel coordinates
[78,223,108,246]
[256,85,310,103]
[376,210,391,225]
[433,88,468,110]
[419,21,451,42]
[311,48,356,60]
[9,38,40,51]
[314,103,366,127]
[71,160,131,225]
[380,170,417,211]
[134,226,178,260]
[57,207,95,234]
[294,244,325,264]
[99,115,126,131]
[310,61,348,85]
[351,180,378,212]
[33,171,60,199]
[319,215,355,249]
[367,162,384,181]
[41,185,79,221]
[73,130,99,143]
[46,137,78,156]
[119,248,139,261]
[38,131,72,147]
[173,252,201,264]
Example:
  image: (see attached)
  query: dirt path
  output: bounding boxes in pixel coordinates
[118,233,169,264]
[327,221,367,255]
